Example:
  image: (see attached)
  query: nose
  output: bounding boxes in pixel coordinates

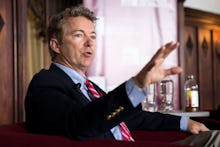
[84,36,95,47]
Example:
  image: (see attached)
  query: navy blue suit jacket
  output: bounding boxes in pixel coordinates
[25,63,181,140]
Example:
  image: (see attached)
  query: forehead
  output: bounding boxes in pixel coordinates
[62,16,95,34]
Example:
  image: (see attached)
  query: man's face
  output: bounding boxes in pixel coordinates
[53,16,96,75]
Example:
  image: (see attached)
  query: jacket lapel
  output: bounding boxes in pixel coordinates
[49,63,91,105]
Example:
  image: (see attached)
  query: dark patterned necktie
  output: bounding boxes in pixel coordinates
[85,79,134,141]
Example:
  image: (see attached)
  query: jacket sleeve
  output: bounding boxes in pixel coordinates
[125,109,181,131]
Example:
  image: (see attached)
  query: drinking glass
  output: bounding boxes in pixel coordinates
[158,80,174,112]
[142,83,157,112]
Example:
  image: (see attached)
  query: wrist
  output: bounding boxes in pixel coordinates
[132,76,144,88]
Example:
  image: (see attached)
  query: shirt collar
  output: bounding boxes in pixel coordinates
[53,62,87,90]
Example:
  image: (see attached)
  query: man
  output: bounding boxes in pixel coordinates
[25,5,209,142]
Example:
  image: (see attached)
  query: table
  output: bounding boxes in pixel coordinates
[164,111,210,117]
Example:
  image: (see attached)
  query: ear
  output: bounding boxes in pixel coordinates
[50,38,61,54]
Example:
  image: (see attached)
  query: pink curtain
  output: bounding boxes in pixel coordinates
[84,0,180,109]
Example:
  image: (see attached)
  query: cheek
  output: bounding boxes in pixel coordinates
[71,51,81,61]
[62,44,79,57]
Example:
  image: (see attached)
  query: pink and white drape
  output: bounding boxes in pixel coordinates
[84,0,180,110]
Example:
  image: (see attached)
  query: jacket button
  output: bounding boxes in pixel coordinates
[116,108,121,113]
[106,115,112,120]
[112,112,117,117]
[119,106,124,111]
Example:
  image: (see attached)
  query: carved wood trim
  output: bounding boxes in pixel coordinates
[186,35,193,55]
[185,8,220,26]
[202,37,208,56]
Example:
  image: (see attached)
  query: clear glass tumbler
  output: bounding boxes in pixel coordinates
[142,83,157,112]
[158,80,174,112]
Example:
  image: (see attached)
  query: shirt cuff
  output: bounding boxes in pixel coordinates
[180,116,189,131]
[125,78,147,107]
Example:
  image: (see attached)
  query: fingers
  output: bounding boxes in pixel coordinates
[163,41,179,58]
[191,128,200,134]
[187,119,210,134]
[164,67,183,76]
[199,123,210,132]
[152,41,179,60]
[134,41,181,88]
[191,123,209,134]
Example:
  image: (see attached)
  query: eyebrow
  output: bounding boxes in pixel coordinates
[72,29,96,35]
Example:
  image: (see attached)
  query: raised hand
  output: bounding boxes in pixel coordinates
[133,41,182,88]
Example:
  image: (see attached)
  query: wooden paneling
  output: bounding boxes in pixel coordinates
[16,0,28,122]
[181,8,220,111]
[213,30,220,109]
[0,0,14,125]
[0,0,27,125]
[198,28,213,110]
[184,26,198,78]
[177,0,186,110]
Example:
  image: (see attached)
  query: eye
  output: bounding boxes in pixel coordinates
[90,34,96,40]
[73,32,84,38]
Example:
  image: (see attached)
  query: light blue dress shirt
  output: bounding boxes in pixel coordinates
[53,63,189,140]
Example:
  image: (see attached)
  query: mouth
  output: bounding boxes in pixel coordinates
[83,51,93,57]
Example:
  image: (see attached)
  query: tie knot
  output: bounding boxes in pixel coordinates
[85,79,92,87]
